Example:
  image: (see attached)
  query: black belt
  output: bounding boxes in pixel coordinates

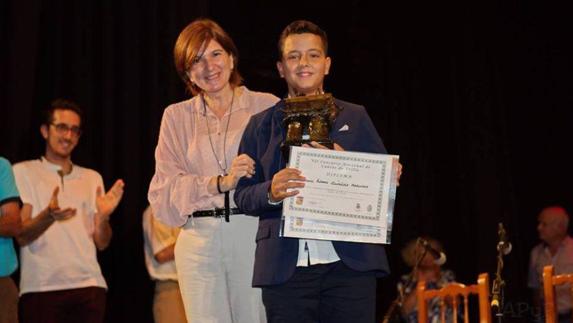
[191,208,242,219]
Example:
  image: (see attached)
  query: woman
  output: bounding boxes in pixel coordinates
[398,237,456,323]
[148,18,279,323]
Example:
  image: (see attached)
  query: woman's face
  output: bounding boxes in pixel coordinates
[187,39,234,95]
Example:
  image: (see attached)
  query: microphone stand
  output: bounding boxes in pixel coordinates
[382,242,429,323]
[491,223,508,323]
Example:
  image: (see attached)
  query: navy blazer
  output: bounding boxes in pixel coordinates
[235,98,391,287]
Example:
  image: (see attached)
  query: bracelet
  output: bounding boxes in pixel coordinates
[216,175,224,194]
[267,190,282,206]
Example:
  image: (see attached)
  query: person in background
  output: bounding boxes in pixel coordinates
[0,156,22,323]
[528,206,573,323]
[142,205,186,323]
[234,20,401,323]
[397,237,455,322]
[148,18,279,322]
[13,98,125,323]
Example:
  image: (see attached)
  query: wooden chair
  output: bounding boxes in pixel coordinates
[416,273,492,323]
[543,265,573,323]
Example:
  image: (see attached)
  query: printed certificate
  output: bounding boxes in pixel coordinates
[281,146,399,244]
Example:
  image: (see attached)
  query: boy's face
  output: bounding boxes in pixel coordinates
[277,33,331,97]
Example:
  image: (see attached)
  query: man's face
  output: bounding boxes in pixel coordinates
[41,109,81,159]
[277,33,331,97]
[537,210,565,243]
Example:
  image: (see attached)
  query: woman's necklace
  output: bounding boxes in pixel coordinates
[202,89,235,175]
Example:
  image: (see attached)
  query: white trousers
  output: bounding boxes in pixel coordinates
[175,215,266,323]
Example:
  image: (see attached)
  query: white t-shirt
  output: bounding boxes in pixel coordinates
[13,158,107,295]
[142,205,179,281]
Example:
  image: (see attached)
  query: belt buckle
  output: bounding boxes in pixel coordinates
[213,208,225,217]
[214,207,231,222]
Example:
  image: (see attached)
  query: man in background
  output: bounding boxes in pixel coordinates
[142,205,186,322]
[13,98,125,323]
[528,206,573,323]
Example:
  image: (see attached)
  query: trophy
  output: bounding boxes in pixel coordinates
[280,93,341,162]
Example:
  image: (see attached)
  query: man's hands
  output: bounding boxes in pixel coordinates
[47,187,76,221]
[45,179,126,222]
[269,168,306,203]
[269,141,338,203]
[92,179,124,250]
[96,179,125,220]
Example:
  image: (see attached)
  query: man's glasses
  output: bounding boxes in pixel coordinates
[50,123,82,137]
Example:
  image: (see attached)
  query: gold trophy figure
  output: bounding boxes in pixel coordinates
[281,93,340,162]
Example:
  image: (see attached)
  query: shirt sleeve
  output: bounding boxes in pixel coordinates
[0,158,20,206]
[12,163,35,209]
[143,205,178,255]
[234,114,278,217]
[148,106,215,227]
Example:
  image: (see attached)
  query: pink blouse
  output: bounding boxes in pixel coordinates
[148,86,279,227]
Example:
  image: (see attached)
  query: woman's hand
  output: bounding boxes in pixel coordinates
[221,154,256,192]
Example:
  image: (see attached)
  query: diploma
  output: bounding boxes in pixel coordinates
[281,146,399,244]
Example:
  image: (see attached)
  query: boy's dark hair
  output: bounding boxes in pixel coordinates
[277,20,328,60]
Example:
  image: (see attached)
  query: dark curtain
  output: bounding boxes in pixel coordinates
[2,1,571,322]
